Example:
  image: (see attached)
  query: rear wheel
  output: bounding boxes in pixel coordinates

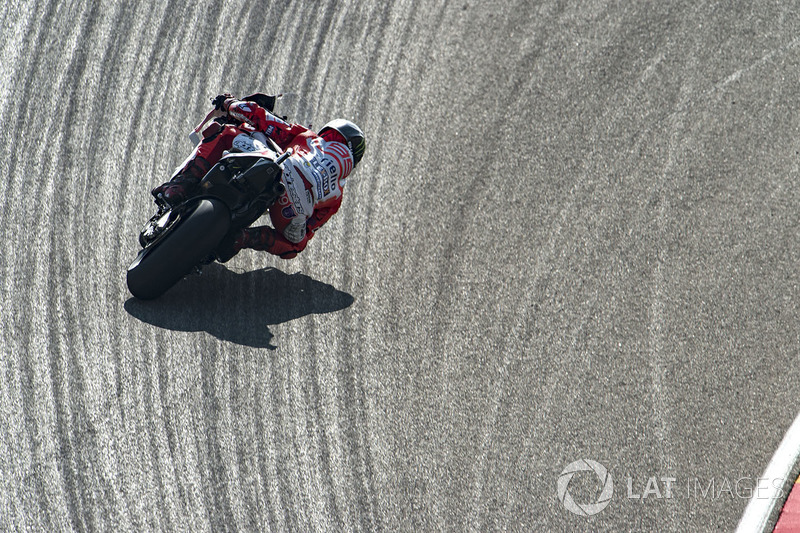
[126,198,231,300]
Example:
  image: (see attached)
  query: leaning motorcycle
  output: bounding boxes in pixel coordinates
[126,96,289,300]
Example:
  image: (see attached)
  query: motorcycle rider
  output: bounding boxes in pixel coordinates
[151,93,365,260]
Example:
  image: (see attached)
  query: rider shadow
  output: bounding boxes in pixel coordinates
[124,264,354,349]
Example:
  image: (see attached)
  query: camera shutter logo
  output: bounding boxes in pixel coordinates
[557,459,614,517]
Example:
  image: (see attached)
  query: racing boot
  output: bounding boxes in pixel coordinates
[151,156,212,207]
[150,174,198,207]
[214,226,282,262]
[244,225,305,259]
[214,228,249,263]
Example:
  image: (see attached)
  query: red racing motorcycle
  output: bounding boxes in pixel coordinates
[126,94,289,300]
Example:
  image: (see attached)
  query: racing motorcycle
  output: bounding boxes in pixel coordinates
[126,94,288,300]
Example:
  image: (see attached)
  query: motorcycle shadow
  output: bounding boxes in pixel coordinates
[123,264,354,349]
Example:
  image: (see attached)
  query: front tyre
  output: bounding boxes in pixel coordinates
[126,198,231,300]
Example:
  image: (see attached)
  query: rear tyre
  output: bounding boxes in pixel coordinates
[126,198,231,300]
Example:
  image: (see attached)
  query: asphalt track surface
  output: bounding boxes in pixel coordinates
[2,1,800,532]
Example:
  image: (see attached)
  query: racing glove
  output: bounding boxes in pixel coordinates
[211,93,234,111]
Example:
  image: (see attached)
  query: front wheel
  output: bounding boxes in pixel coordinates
[126,198,231,300]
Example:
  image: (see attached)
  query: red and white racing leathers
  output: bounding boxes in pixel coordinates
[186,98,354,259]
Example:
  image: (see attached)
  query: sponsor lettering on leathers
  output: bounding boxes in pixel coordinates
[281,165,312,218]
[295,137,352,202]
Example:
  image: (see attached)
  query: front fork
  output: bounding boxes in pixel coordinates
[138,202,183,248]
